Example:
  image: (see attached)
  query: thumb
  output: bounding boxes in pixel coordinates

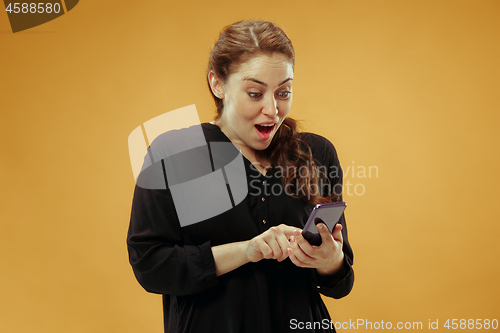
[332,223,343,243]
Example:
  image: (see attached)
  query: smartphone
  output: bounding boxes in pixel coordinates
[301,202,346,246]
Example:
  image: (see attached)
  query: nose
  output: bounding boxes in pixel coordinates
[261,95,278,116]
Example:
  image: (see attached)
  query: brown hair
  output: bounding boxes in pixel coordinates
[207,20,338,205]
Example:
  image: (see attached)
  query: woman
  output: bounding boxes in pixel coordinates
[127,20,354,332]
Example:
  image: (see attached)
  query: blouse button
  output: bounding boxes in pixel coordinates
[261,197,265,202]
[262,180,266,184]
[263,219,267,224]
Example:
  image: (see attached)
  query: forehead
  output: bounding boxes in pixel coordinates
[230,53,294,81]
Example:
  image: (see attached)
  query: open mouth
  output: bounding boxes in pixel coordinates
[255,124,275,136]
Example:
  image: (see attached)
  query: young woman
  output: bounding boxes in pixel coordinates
[128,20,354,332]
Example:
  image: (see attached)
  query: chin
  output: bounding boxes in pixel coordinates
[255,144,271,151]
[253,138,274,151]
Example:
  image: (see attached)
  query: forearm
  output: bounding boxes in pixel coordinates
[211,240,250,276]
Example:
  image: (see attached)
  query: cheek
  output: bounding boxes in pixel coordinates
[278,99,292,116]
[237,100,260,120]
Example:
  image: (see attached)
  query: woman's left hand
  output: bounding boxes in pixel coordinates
[287,223,344,276]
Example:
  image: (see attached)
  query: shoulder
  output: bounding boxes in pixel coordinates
[201,122,230,142]
[148,123,228,154]
[298,132,340,167]
[147,124,206,161]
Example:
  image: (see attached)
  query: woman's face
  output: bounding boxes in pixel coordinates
[215,52,294,153]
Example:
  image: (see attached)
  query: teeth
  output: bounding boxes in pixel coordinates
[259,124,274,127]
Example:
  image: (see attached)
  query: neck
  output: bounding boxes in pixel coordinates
[211,120,270,175]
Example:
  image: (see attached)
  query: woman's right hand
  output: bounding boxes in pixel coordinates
[245,224,299,263]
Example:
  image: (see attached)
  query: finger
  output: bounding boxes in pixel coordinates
[287,247,308,268]
[281,226,302,240]
[317,223,335,246]
[289,236,314,265]
[332,223,343,243]
[276,235,291,262]
[261,227,284,259]
[259,242,273,259]
[267,239,284,260]
[292,229,315,257]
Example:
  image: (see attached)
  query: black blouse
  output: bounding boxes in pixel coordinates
[127,123,354,333]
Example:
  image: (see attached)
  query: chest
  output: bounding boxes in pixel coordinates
[183,160,314,246]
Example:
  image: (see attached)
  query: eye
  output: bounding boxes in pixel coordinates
[248,92,262,99]
[277,91,291,99]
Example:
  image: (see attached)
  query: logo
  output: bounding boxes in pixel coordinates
[3,0,79,33]
[128,105,248,227]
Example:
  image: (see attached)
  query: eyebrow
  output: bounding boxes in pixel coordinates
[244,77,293,87]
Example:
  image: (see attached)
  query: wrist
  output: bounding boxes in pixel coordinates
[316,252,344,276]
[242,240,253,263]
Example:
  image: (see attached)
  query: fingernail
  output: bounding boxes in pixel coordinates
[290,236,295,243]
[293,230,300,236]
[317,224,324,230]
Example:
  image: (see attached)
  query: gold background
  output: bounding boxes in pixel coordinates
[1,0,499,331]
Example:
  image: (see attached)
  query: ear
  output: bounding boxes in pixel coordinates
[208,71,225,99]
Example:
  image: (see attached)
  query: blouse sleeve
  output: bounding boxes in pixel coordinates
[127,184,218,296]
[306,135,355,299]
